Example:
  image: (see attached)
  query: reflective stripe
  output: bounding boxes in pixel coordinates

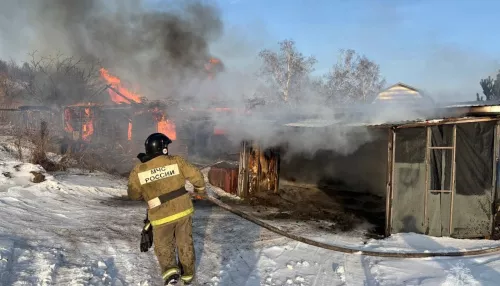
[147,197,161,209]
[195,186,205,192]
[181,275,193,282]
[162,268,180,279]
[138,164,180,185]
[144,222,151,231]
[150,207,194,226]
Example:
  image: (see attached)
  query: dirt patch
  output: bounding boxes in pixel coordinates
[221,180,385,236]
[491,210,500,240]
[33,157,65,172]
[316,178,386,233]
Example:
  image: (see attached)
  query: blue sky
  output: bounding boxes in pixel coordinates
[157,0,500,101]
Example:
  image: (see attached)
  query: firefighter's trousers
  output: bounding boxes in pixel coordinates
[153,215,195,283]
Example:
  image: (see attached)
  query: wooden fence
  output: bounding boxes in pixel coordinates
[0,108,62,137]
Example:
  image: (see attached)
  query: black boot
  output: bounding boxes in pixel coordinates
[164,274,180,285]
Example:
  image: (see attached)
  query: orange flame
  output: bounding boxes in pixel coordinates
[64,108,74,132]
[128,122,132,141]
[82,108,94,142]
[157,116,176,140]
[214,128,225,135]
[99,68,141,104]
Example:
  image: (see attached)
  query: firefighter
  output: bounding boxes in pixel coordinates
[127,132,206,285]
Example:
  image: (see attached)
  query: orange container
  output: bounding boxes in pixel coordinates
[208,162,239,195]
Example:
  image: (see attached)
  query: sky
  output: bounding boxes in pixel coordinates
[1,0,497,103]
[206,0,500,102]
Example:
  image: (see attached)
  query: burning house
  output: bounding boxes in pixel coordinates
[223,101,500,239]
[61,69,182,156]
[61,57,235,161]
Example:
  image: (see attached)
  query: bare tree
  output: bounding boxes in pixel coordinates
[5,51,104,109]
[258,39,317,104]
[0,60,7,73]
[324,49,385,104]
[0,60,23,103]
[477,70,500,101]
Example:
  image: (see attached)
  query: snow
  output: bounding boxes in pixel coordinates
[0,142,500,285]
[228,203,500,254]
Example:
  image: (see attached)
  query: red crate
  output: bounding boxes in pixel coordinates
[208,162,239,195]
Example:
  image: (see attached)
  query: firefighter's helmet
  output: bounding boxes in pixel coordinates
[145,133,172,156]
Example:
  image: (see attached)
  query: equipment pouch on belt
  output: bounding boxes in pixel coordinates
[140,212,153,252]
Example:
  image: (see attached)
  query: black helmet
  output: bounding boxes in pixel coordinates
[145,133,172,156]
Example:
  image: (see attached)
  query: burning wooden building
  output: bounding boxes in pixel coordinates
[62,99,183,156]
[231,101,500,239]
[61,57,235,160]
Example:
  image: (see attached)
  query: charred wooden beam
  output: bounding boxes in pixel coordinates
[238,141,250,197]
[106,85,140,105]
[238,141,280,198]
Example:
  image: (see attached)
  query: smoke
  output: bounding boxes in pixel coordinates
[208,91,440,159]
[0,0,448,159]
[0,0,222,97]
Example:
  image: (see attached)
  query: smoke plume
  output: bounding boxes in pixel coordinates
[0,0,445,158]
[0,0,222,98]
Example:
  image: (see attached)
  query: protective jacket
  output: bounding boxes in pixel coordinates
[127,155,206,226]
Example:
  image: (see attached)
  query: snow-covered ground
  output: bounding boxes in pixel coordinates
[1,140,500,285]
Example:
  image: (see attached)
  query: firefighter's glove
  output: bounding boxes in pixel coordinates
[140,220,153,252]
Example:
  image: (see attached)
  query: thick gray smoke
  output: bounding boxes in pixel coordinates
[208,92,440,159]
[0,0,222,99]
[0,0,445,158]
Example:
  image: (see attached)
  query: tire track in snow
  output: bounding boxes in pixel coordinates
[1,240,64,286]
[0,239,16,285]
[361,256,380,286]
[0,197,158,284]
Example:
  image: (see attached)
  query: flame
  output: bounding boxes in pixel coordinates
[64,108,74,132]
[157,116,176,140]
[214,128,225,135]
[149,107,176,140]
[81,108,94,142]
[214,107,232,112]
[128,122,132,141]
[99,68,141,104]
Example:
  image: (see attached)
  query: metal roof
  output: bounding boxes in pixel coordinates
[282,99,500,130]
[441,100,500,108]
[282,115,500,129]
[283,119,341,128]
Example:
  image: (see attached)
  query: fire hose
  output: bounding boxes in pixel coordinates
[192,162,500,258]
[140,160,500,258]
[198,193,500,258]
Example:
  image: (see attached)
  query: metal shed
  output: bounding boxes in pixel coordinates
[386,116,498,238]
[236,103,500,239]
